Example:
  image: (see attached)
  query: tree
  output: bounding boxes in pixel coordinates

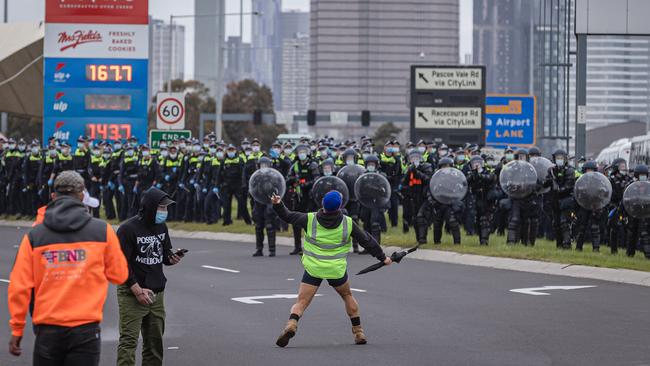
[221,79,287,148]
[148,79,216,138]
[372,122,402,150]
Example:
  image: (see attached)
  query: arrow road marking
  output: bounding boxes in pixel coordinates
[232,294,323,305]
[0,279,9,284]
[510,285,596,296]
[417,112,429,122]
[202,265,240,273]
[418,72,429,83]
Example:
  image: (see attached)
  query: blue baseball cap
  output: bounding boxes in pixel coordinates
[322,191,342,212]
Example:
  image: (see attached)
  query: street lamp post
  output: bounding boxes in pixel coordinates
[166,11,260,140]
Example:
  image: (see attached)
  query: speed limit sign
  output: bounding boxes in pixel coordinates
[156,92,185,130]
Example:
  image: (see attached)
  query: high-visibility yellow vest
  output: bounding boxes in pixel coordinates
[302,212,352,279]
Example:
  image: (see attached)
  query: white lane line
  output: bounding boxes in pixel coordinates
[201,265,240,273]
[287,278,294,281]
[0,279,10,284]
[350,288,366,293]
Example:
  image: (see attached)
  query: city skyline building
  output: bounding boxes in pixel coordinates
[473,0,534,94]
[194,0,226,97]
[149,18,185,103]
[308,0,460,120]
[281,33,310,112]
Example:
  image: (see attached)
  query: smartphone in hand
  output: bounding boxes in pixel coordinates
[175,249,188,257]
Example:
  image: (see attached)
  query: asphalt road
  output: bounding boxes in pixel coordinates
[1,225,650,366]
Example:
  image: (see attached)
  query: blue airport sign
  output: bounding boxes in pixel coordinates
[485,95,536,148]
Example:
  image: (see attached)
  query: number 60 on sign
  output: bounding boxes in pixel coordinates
[156,92,186,130]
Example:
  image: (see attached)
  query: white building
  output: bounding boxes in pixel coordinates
[149,18,185,101]
[281,34,309,112]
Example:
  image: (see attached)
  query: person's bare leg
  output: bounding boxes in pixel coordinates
[276,283,319,347]
[334,281,366,345]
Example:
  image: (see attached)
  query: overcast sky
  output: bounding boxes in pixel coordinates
[3,0,473,78]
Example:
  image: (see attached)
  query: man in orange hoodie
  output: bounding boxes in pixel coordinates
[7,170,129,366]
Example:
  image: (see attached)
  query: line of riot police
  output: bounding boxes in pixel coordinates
[2,134,649,258]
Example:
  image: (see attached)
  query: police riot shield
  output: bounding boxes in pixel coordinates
[574,172,612,211]
[530,156,553,193]
[336,164,365,201]
[499,160,538,199]
[354,172,391,209]
[248,167,286,205]
[623,181,650,219]
[312,176,350,208]
[429,167,468,205]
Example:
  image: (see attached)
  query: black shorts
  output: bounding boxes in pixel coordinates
[301,271,348,288]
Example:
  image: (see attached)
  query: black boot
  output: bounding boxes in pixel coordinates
[268,228,276,257]
[291,226,303,255]
[253,227,264,257]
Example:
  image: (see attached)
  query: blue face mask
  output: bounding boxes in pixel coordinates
[155,210,168,224]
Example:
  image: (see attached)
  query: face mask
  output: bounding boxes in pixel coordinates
[203,143,209,149]
[346,159,355,166]
[208,148,216,154]
[284,148,292,155]
[49,149,57,157]
[640,175,648,182]
[125,150,134,157]
[62,148,70,155]
[417,146,425,153]
[487,160,497,167]
[160,143,168,149]
[505,153,514,161]
[18,144,25,151]
[555,159,564,166]
[244,150,251,156]
[179,143,186,149]
[155,210,168,224]
[252,146,261,152]
[103,153,111,159]
[367,165,376,172]
[323,168,333,176]
[92,149,100,156]
[620,169,628,175]
[260,164,270,169]
[192,146,201,153]
[310,145,317,151]
[142,151,150,158]
[456,155,465,162]
[242,144,250,150]
[8,144,15,150]
[438,150,447,157]
[31,147,39,154]
[170,153,178,159]
[114,143,122,150]
[298,153,307,161]
[160,150,169,158]
[331,151,338,158]
[227,151,236,158]
[216,152,224,159]
[319,149,328,157]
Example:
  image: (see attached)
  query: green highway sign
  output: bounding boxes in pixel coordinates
[149,130,192,149]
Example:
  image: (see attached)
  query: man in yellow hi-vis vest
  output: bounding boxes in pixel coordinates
[271,191,391,347]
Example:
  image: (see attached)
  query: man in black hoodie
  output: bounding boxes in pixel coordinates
[271,191,390,348]
[116,187,182,366]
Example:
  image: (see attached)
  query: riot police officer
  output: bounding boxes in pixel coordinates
[160,145,184,220]
[626,165,650,258]
[400,150,431,234]
[286,144,320,254]
[608,158,632,254]
[135,144,160,213]
[182,142,203,222]
[219,144,250,226]
[506,149,542,246]
[23,142,42,216]
[574,161,603,252]
[4,138,25,216]
[37,145,58,207]
[204,145,223,225]
[415,157,458,245]
[252,157,279,257]
[118,144,139,220]
[88,143,104,218]
[359,155,386,247]
[545,149,576,249]
[380,140,402,228]
[466,156,496,245]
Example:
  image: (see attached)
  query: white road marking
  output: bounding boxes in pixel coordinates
[232,294,323,305]
[510,285,596,296]
[287,278,294,281]
[13,245,18,248]
[201,265,240,273]
[0,279,10,284]
[167,347,179,350]
[350,288,367,293]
